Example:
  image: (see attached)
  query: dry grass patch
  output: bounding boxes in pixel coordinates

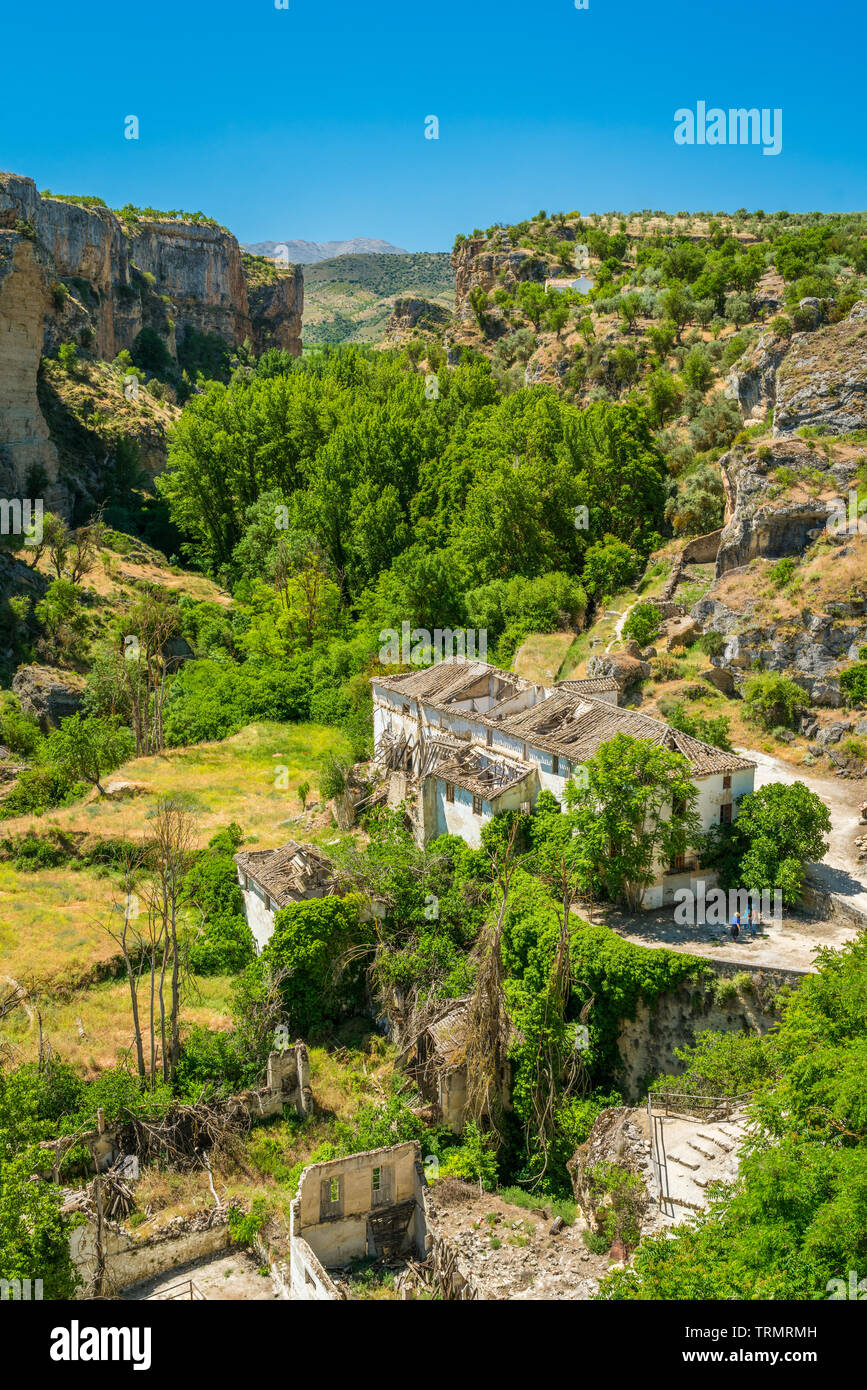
[1,975,235,1075]
[512,631,575,682]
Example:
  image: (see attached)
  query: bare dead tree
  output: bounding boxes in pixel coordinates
[452,817,523,1143]
[102,800,195,1085]
[103,853,147,1079]
[140,797,196,1083]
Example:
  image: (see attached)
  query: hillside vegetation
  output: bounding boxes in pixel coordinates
[302,251,454,343]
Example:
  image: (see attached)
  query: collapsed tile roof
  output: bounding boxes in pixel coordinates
[556,677,620,695]
[234,842,335,908]
[431,745,534,801]
[479,689,755,776]
[372,660,532,707]
[426,999,471,1066]
[372,658,753,778]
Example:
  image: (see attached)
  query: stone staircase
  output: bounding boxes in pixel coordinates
[650,1110,748,1226]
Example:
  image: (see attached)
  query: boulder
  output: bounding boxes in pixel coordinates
[664,616,698,651]
[12,664,85,730]
[700,666,736,696]
[816,721,852,747]
[100,780,149,800]
[586,653,651,689]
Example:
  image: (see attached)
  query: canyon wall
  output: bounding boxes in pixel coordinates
[0,173,303,495]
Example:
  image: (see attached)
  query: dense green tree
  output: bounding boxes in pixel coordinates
[564,734,702,910]
[47,714,134,796]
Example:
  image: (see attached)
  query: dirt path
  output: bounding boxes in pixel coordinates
[591,901,853,973]
[605,600,638,652]
[741,747,867,916]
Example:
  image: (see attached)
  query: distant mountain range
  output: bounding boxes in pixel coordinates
[242,237,408,264]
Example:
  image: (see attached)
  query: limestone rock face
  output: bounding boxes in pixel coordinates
[247,264,304,355]
[451,235,545,308]
[0,233,60,495]
[773,301,867,436]
[0,172,304,508]
[726,330,789,420]
[713,441,859,577]
[129,218,254,347]
[692,593,866,705]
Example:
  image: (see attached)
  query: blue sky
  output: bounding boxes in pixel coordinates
[3,0,863,250]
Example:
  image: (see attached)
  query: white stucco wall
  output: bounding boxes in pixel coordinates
[237,873,278,953]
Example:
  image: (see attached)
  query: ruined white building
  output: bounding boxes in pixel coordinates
[234,842,336,952]
[371,659,755,909]
[290,1141,428,1298]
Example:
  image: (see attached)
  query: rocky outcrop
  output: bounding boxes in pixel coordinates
[12,663,85,729]
[586,652,651,689]
[774,301,867,436]
[451,231,546,321]
[246,265,304,355]
[726,302,867,436]
[689,436,867,703]
[714,440,860,577]
[691,594,866,705]
[384,296,451,342]
[726,329,789,420]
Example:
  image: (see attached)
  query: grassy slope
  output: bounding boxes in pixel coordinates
[0,721,353,1064]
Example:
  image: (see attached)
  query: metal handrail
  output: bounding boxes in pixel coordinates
[144,1278,206,1301]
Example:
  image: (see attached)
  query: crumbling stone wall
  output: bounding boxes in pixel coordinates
[70,1212,229,1295]
[289,1141,427,1297]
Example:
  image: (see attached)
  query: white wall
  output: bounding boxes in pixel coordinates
[237,872,277,953]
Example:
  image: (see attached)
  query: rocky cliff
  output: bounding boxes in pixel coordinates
[727,300,867,436]
[451,229,547,328]
[0,173,303,496]
[689,437,867,705]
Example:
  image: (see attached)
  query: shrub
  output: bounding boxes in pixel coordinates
[581,537,641,599]
[840,661,867,708]
[623,602,662,647]
[698,631,725,657]
[0,765,78,818]
[742,672,810,730]
[57,341,78,372]
[651,654,681,681]
[263,895,373,1035]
